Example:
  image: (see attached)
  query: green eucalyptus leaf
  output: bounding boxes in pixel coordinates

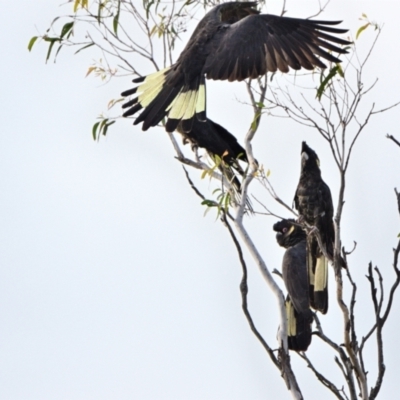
[113,1,121,35]
[60,21,74,39]
[54,44,64,61]
[28,36,38,52]
[74,42,94,55]
[44,37,61,63]
[316,66,339,100]
[92,121,100,141]
[201,199,216,207]
[356,23,370,40]
[102,120,116,136]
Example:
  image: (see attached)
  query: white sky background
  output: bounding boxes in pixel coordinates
[1,1,400,399]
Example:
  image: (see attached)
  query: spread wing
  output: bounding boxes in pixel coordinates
[204,14,350,81]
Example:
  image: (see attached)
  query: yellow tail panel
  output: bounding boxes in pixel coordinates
[314,256,328,292]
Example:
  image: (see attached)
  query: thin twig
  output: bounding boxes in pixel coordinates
[299,352,345,400]
[386,134,400,148]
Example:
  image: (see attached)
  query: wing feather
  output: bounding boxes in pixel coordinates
[204,14,350,80]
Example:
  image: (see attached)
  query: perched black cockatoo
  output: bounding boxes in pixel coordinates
[294,141,334,314]
[177,118,252,211]
[121,2,351,133]
[177,118,247,168]
[273,219,313,351]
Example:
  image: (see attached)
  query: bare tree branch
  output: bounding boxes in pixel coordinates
[386,134,400,148]
[299,352,345,400]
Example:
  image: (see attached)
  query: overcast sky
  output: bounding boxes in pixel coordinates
[1,1,400,399]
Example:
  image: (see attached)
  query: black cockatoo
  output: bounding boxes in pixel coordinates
[121,2,351,132]
[294,141,334,314]
[177,118,252,210]
[177,118,247,168]
[273,219,313,351]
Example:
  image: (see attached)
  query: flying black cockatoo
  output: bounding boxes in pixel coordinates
[121,2,351,133]
[177,117,252,210]
[273,218,313,351]
[294,141,335,314]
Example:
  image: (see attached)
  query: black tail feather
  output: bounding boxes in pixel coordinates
[123,103,142,118]
[121,87,139,97]
[136,85,181,130]
[121,97,138,110]
[132,75,146,84]
[312,287,328,315]
[286,298,313,351]
[180,117,194,134]
[166,118,183,133]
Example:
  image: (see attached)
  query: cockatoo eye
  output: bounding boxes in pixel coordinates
[282,227,288,233]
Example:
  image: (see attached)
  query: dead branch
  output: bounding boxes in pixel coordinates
[299,352,345,400]
[386,134,400,148]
